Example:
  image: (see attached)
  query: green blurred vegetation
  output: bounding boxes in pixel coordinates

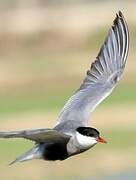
[0,1,135,180]
[0,84,135,116]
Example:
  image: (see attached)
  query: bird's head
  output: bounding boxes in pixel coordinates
[76,127,107,149]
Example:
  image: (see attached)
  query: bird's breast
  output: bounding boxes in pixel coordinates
[42,142,69,161]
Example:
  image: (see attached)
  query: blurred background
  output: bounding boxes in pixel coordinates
[0,0,136,179]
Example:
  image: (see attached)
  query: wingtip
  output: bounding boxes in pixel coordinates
[118,10,123,17]
[113,11,126,28]
[117,11,126,20]
[115,11,124,19]
[8,159,18,166]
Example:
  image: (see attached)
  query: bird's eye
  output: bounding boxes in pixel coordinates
[88,133,93,137]
[83,130,89,135]
[83,129,93,136]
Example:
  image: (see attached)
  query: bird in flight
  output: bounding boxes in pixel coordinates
[0,11,129,165]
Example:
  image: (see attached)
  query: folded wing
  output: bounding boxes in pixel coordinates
[55,11,129,134]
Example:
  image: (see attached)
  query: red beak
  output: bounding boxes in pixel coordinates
[96,137,107,143]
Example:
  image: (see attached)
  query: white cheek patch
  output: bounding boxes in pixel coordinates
[76,132,97,148]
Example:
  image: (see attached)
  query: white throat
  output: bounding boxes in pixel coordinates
[76,131,97,149]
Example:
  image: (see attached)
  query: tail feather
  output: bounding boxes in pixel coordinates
[9,145,42,165]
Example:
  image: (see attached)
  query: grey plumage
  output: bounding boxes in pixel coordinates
[0,11,129,164]
[1,128,70,164]
[9,144,42,165]
[55,11,129,135]
[0,128,69,142]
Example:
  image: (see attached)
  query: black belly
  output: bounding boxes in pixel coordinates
[42,142,69,161]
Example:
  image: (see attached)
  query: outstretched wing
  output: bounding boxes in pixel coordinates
[0,128,70,142]
[55,11,129,134]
